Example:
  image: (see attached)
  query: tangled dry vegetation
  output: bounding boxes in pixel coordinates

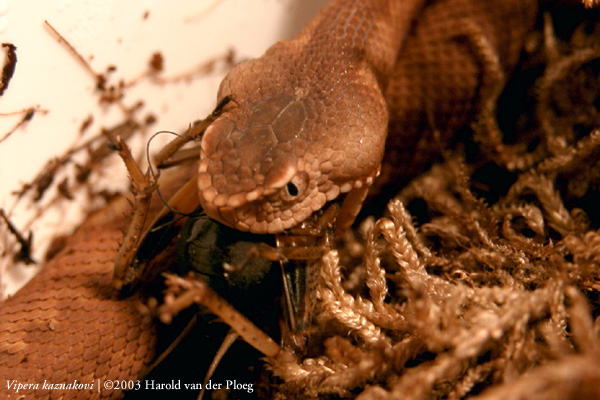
[258,7,600,400]
[2,4,599,400]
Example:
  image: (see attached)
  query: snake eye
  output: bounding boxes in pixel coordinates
[286,182,299,197]
[280,171,308,201]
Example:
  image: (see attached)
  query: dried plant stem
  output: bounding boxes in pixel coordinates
[159,273,287,360]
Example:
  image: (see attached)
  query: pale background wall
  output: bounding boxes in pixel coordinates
[0,0,328,295]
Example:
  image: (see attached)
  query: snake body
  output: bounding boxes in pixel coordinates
[0,1,562,398]
[198,0,537,234]
[0,199,156,399]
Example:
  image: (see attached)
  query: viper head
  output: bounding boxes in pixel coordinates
[198,44,388,234]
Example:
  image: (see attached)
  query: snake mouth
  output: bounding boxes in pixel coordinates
[197,153,319,233]
[197,172,298,234]
[198,173,325,234]
[202,199,314,234]
[222,206,299,233]
[198,176,377,235]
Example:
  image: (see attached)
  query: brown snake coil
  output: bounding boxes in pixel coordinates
[0,0,564,398]
[0,199,156,399]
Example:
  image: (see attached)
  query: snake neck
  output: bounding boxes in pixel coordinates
[295,0,427,90]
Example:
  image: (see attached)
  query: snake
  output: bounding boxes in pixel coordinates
[197,0,537,234]
[0,0,576,398]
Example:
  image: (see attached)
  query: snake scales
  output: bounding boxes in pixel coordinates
[0,0,592,398]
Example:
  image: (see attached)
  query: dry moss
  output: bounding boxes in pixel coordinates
[264,7,600,400]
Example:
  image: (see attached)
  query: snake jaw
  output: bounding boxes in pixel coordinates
[197,169,321,234]
[202,195,319,235]
[198,145,318,233]
[198,153,376,234]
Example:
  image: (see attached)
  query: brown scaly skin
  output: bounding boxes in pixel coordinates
[0,1,592,399]
[0,198,157,400]
[382,0,538,192]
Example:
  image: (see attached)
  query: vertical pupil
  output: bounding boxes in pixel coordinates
[286,182,299,196]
